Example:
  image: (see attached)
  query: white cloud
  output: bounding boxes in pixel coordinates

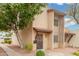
[65,21,76,27]
[56,3,64,5]
[70,21,76,25]
[64,17,77,27]
[65,18,71,22]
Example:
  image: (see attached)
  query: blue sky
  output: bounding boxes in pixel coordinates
[48,3,79,31]
[67,24,79,31]
[48,3,68,12]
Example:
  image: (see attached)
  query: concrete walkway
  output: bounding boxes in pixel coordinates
[0,44,21,56]
[46,51,73,56]
[46,48,78,56]
[46,52,65,56]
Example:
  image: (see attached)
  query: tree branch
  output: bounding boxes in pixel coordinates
[73,3,79,24]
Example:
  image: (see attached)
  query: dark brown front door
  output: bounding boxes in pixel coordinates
[35,33,43,49]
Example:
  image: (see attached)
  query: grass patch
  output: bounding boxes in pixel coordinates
[73,51,79,56]
[24,43,33,51]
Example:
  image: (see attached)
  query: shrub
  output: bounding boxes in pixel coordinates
[4,40,8,43]
[4,38,12,44]
[7,40,12,44]
[36,50,45,56]
[24,43,33,51]
[73,51,79,56]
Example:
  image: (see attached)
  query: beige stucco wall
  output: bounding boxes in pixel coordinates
[58,16,65,48]
[47,10,54,30]
[20,24,32,45]
[33,10,48,29]
[43,33,49,50]
[47,10,54,49]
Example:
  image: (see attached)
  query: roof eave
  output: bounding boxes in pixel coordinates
[47,8,66,16]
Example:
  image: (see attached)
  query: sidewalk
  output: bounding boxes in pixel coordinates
[0,44,21,56]
[46,51,65,56]
[46,48,78,56]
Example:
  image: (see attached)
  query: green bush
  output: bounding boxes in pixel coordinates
[7,40,12,44]
[4,40,8,43]
[24,43,33,51]
[4,38,12,44]
[36,50,45,56]
[73,51,79,56]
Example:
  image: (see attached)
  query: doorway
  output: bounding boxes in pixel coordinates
[35,33,43,49]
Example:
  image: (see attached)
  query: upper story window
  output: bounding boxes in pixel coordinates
[54,18,58,26]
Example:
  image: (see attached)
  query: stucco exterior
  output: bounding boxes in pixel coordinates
[20,24,32,45]
[19,8,65,51]
[33,10,48,29]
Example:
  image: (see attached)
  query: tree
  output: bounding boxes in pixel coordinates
[67,3,79,24]
[0,3,46,48]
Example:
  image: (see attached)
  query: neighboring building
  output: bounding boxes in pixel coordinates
[19,8,65,51]
[69,29,79,48]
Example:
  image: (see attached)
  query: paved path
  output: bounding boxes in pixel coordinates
[0,44,21,56]
[46,51,65,56]
[46,51,73,56]
[46,48,77,56]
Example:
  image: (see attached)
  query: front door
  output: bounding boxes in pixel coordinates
[35,33,43,49]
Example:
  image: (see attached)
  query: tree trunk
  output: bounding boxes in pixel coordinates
[13,12,24,48]
[14,30,24,48]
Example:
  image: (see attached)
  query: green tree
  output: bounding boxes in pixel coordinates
[67,3,79,24]
[0,3,46,48]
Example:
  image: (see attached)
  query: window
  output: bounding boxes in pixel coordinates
[54,35,58,43]
[54,19,58,26]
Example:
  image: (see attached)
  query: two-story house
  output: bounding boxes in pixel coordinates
[19,8,65,51]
